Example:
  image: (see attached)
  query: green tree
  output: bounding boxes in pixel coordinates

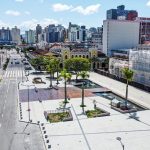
[55,57,62,84]
[78,71,89,114]
[31,56,45,71]
[45,57,58,88]
[59,69,72,107]
[65,57,90,82]
[122,67,134,108]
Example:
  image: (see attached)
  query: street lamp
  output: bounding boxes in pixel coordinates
[25,70,29,81]
[93,100,97,109]
[21,83,35,122]
[116,137,125,150]
[21,62,24,82]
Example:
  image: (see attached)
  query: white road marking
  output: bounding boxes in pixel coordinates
[3,104,5,110]
[0,123,1,128]
[1,114,3,118]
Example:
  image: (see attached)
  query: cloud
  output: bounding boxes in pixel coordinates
[19,18,59,31]
[15,0,24,2]
[72,4,101,15]
[146,0,150,6]
[5,10,21,16]
[0,20,10,28]
[52,3,73,12]
[52,3,101,15]
[0,18,59,33]
[24,11,30,15]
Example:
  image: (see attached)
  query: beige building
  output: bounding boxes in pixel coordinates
[61,47,102,70]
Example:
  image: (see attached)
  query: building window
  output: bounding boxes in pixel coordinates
[72,55,74,58]
[79,55,81,57]
[86,55,89,58]
[75,55,77,57]
[83,55,85,58]
[65,55,68,59]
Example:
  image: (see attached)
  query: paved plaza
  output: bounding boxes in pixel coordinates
[18,72,150,150]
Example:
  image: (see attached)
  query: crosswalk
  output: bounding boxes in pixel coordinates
[4,70,25,78]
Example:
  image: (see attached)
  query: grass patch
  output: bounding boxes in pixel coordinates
[47,112,70,123]
[86,108,103,118]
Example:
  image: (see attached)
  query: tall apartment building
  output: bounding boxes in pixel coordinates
[25,30,35,44]
[103,20,139,56]
[107,5,138,21]
[44,24,65,43]
[36,24,42,43]
[91,27,103,50]
[68,22,79,42]
[11,26,21,45]
[0,27,12,44]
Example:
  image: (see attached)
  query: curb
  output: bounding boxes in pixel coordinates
[39,123,51,150]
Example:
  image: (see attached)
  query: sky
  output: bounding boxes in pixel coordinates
[0,0,150,33]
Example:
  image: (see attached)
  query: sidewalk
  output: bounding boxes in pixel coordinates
[89,72,150,109]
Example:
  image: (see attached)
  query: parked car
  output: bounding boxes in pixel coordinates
[25,66,32,70]
[22,58,26,62]
[15,61,20,64]
[23,62,29,65]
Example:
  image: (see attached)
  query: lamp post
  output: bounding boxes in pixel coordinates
[21,83,35,122]
[25,70,29,81]
[81,82,86,114]
[93,100,97,109]
[116,137,124,150]
[56,66,59,85]
[21,62,24,82]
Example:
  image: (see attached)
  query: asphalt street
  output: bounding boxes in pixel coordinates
[0,49,45,150]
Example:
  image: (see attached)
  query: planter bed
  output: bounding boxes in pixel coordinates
[44,109,73,123]
[32,77,46,84]
[111,105,137,113]
[86,107,110,118]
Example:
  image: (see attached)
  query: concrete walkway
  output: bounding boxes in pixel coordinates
[89,72,150,109]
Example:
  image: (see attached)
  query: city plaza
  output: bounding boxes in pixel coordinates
[18,71,150,150]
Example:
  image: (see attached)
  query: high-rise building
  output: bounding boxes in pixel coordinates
[68,22,79,42]
[0,27,11,44]
[107,9,117,20]
[44,24,65,43]
[91,32,103,50]
[107,5,138,21]
[11,26,21,45]
[25,30,35,44]
[36,24,42,43]
[103,20,139,56]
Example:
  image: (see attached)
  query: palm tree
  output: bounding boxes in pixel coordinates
[78,71,89,114]
[55,57,61,85]
[122,67,134,108]
[45,57,56,88]
[59,69,72,107]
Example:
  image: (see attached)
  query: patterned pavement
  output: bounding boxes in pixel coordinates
[19,87,97,102]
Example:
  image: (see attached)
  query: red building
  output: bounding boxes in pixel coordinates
[127,11,138,21]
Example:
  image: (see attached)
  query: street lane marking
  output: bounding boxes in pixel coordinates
[3,104,5,110]
[0,123,1,128]
[1,114,3,118]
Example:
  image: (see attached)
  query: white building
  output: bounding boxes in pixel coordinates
[11,26,21,45]
[130,45,150,87]
[103,20,139,56]
[109,57,129,78]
